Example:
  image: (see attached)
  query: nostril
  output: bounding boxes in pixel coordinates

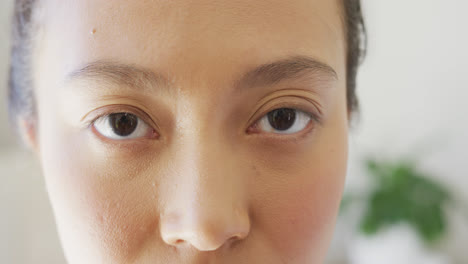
[226,235,243,247]
[164,235,186,247]
[160,205,251,251]
[162,220,251,250]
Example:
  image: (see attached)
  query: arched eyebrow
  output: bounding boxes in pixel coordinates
[233,55,338,93]
[65,55,337,93]
[65,60,170,92]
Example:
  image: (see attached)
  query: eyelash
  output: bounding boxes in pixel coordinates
[85,106,159,140]
[247,107,321,137]
[86,103,321,141]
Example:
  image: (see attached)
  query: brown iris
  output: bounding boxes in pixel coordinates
[108,113,138,137]
[267,108,296,131]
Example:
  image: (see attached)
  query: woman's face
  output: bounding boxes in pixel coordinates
[31,0,348,263]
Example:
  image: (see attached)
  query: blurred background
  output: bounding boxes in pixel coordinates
[0,0,467,263]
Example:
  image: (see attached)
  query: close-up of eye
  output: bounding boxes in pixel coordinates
[92,112,155,140]
[252,108,314,135]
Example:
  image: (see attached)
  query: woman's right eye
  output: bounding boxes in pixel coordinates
[92,112,156,140]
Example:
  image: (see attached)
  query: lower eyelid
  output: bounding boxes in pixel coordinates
[248,121,317,143]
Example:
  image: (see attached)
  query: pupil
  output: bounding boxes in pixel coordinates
[267,108,296,131]
[109,113,138,136]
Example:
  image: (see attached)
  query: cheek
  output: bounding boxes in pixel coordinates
[251,127,348,263]
[272,170,345,262]
[82,178,159,262]
[39,120,161,262]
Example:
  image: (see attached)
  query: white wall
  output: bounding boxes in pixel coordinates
[1,0,467,263]
[351,0,468,200]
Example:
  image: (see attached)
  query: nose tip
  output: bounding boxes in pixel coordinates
[160,210,250,251]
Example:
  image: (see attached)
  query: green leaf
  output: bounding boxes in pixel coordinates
[355,157,451,243]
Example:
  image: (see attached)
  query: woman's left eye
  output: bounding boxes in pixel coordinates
[252,108,313,135]
[92,112,154,140]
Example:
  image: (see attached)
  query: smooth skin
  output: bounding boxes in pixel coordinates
[27,0,349,263]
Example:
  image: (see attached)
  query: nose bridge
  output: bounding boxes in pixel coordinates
[159,131,250,251]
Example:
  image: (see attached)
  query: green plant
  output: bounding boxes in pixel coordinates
[343,158,451,244]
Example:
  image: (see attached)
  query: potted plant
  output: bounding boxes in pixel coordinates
[341,158,453,264]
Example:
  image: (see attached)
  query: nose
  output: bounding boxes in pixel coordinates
[159,138,251,251]
[160,205,250,251]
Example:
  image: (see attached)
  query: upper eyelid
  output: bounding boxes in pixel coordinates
[244,88,324,119]
[248,101,323,130]
[84,105,157,129]
[257,108,315,128]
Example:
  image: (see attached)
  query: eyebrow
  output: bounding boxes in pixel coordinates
[65,55,337,93]
[66,61,170,92]
[234,55,337,92]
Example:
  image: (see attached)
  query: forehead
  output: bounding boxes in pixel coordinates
[37,0,345,90]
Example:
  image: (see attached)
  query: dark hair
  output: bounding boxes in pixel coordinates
[342,0,367,115]
[8,0,366,133]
